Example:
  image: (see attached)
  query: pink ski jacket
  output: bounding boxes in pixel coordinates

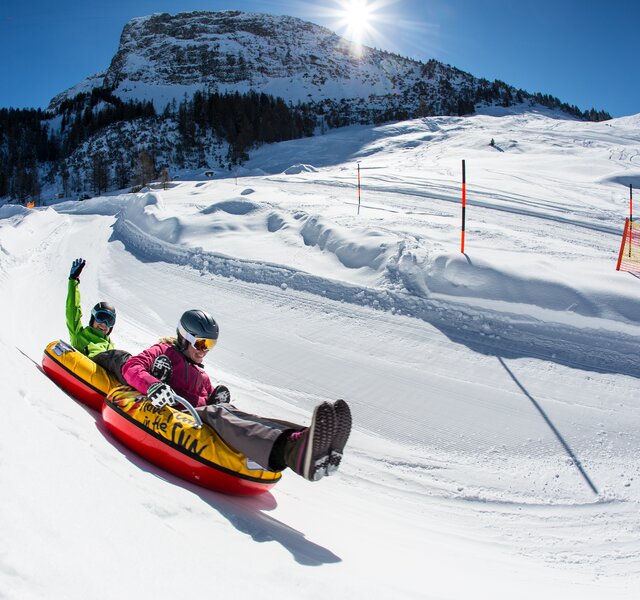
[122,342,214,408]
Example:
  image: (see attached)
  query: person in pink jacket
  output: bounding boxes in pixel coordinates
[122,337,215,408]
[121,309,352,482]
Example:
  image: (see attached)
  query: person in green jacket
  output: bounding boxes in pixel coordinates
[66,258,130,382]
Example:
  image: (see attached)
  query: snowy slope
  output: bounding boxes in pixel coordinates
[1,108,639,599]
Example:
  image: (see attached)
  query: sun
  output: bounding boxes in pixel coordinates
[339,0,375,46]
[304,0,433,61]
[324,0,390,54]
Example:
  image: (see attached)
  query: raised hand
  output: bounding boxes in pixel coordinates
[69,258,86,281]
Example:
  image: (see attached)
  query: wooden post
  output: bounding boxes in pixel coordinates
[461,160,466,253]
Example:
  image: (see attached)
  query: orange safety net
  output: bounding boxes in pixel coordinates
[616,218,640,273]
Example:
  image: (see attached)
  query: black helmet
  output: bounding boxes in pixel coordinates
[176,309,219,352]
[90,301,116,332]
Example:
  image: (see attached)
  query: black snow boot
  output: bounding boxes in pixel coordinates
[327,399,352,475]
[283,402,336,482]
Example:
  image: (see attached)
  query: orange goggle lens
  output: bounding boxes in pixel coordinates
[193,337,216,351]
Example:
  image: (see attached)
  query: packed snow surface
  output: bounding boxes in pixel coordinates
[1,107,639,599]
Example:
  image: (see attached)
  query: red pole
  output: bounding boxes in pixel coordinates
[630,184,633,257]
[357,162,361,215]
[461,160,466,253]
[616,218,630,271]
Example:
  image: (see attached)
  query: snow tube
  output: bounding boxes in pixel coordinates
[42,340,120,411]
[103,387,282,496]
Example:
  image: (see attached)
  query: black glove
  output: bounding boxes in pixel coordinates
[147,382,176,409]
[69,258,86,281]
[208,385,231,405]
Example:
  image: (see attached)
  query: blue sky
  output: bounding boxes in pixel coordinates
[1,0,638,117]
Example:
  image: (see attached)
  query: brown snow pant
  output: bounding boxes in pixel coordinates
[197,404,303,471]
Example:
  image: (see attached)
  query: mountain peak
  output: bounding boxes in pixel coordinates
[52,11,423,111]
[49,10,605,125]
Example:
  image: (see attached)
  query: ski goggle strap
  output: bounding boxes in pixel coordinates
[91,308,116,328]
[178,323,217,351]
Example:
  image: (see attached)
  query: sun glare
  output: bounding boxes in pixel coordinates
[341,0,374,45]
[305,0,433,61]
[327,0,390,54]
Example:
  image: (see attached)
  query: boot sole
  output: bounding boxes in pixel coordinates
[303,402,336,482]
[327,399,352,475]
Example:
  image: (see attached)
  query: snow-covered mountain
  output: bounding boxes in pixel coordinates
[0,10,610,206]
[49,11,599,120]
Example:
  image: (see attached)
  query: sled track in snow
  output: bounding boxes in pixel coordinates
[113,216,640,379]
[267,175,622,237]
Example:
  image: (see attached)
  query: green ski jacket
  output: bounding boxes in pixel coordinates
[65,279,114,357]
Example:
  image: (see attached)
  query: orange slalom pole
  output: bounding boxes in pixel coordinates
[461,160,466,253]
[630,184,633,257]
[616,218,630,271]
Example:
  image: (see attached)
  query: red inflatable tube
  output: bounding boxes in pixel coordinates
[102,399,278,496]
[42,344,107,411]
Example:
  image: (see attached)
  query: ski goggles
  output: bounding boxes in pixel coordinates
[91,308,116,328]
[178,324,217,351]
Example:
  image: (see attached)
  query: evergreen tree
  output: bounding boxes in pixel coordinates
[91,151,109,195]
[135,149,156,186]
[115,156,130,190]
[159,167,170,189]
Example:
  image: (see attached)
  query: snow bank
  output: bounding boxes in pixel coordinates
[118,193,182,244]
[0,204,31,219]
[0,207,65,260]
[53,194,131,216]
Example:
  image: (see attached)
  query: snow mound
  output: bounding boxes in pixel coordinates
[300,215,394,270]
[283,163,318,175]
[0,207,63,260]
[200,199,260,215]
[53,195,131,216]
[428,254,602,316]
[0,204,30,219]
[119,193,182,244]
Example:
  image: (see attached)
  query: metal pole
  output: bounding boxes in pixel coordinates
[172,393,203,429]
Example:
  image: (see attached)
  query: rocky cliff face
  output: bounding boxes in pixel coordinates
[50,11,487,117]
[104,11,356,91]
[50,10,602,123]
